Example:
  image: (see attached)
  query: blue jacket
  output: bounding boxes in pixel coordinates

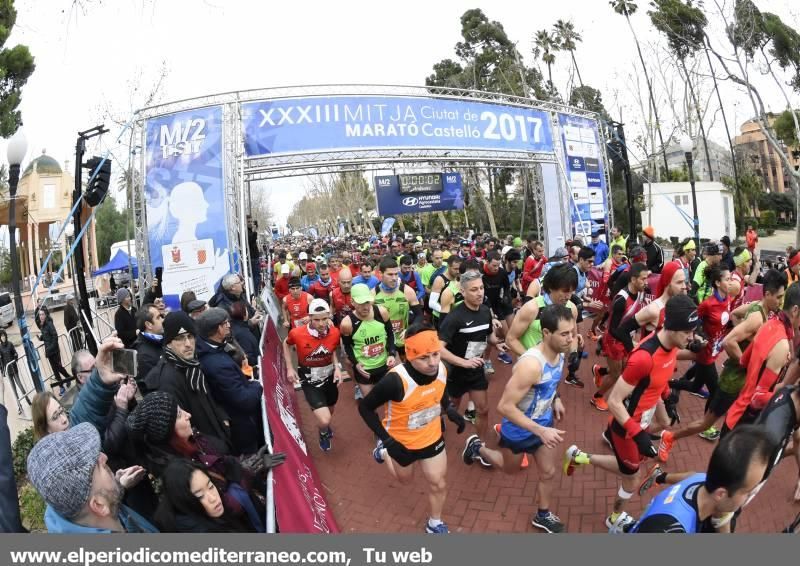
[69,368,118,433]
[300,274,319,292]
[45,504,158,533]
[589,240,610,265]
[352,274,379,290]
[400,270,426,302]
[196,337,263,455]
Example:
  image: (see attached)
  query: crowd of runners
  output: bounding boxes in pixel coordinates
[271,227,800,534]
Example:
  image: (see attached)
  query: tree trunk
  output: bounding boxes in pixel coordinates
[680,58,714,182]
[437,211,451,234]
[469,170,498,238]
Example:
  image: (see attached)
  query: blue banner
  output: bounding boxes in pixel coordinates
[374,173,464,216]
[243,96,554,156]
[380,217,396,236]
[144,106,230,310]
[557,113,609,238]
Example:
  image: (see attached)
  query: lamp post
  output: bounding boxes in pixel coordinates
[681,136,701,246]
[357,208,363,234]
[7,128,44,392]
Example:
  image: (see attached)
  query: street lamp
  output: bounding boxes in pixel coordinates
[681,136,700,247]
[7,128,44,392]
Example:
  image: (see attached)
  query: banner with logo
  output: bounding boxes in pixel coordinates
[260,317,339,533]
[143,106,231,310]
[557,114,609,239]
[585,268,660,306]
[374,173,463,215]
[243,96,554,156]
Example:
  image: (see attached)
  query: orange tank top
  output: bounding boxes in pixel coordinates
[383,364,447,449]
[285,293,309,326]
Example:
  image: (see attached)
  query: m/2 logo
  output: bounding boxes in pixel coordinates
[159,118,206,158]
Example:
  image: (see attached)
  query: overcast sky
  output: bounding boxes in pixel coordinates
[4,0,799,227]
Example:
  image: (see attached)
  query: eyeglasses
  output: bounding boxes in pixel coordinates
[50,406,68,422]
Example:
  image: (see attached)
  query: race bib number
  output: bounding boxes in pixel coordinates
[308,364,334,384]
[464,340,487,359]
[711,338,724,357]
[391,319,403,334]
[362,343,385,358]
[640,405,657,429]
[408,405,441,430]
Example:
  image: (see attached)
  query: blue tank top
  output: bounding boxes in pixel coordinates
[632,473,706,533]
[500,348,564,442]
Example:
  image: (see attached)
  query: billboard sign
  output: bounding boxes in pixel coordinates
[243,96,554,156]
[374,172,463,216]
[143,106,231,310]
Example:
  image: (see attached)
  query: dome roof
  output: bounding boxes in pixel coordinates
[21,149,63,178]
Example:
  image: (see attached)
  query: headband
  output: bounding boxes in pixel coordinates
[404,330,441,361]
[791,254,800,269]
[734,249,752,267]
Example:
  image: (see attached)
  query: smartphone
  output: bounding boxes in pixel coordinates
[112,348,138,377]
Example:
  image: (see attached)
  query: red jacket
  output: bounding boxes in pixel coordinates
[274,276,290,300]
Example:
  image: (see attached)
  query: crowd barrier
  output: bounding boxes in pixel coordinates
[259,287,339,534]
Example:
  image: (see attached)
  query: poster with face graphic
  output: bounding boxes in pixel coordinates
[144,106,231,310]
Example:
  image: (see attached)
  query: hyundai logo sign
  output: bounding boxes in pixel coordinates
[402,197,418,206]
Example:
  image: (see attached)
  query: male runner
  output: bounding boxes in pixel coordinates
[482,250,514,365]
[330,267,355,326]
[353,260,380,290]
[462,304,574,533]
[399,255,426,303]
[308,263,334,302]
[283,299,344,452]
[340,284,398,397]
[439,271,507,458]
[429,255,463,328]
[375,257,422,358]
[281,277,313,328]
[591,263,650,411]
[563,295,700,532]
[359,323,466,534]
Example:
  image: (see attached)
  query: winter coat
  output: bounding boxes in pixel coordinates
[39,317,61,357]
[231,319,259,368]
[133,334,163,393]
[114,305,138,348]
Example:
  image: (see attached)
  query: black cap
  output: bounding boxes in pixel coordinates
[664,295,701,331]
[289,276,302,288]
[704,242,722,256]
[163,311,196,345]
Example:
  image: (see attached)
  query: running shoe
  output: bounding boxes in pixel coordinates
[565,374,585,388]
[462,434,482,466]
[373,439,385,464]
[657,430,674,462]
[590,396,609,412]
[58,386,66,397]
[531,511,565,533]
[606,511,636,533]
[592,364,604,389]
[497,352,513,365]
[354,384,364,400]
[319,430,332,452]
[689,388,710,399]
[601,429,612,450]
[425,520,449,534]
[699,426,720,441]
[638,464,663,497]
[588,330,600,341]
[493,423,527,468]
[581,350,589,359]
[464,409,477,425]
[484,359,495,375]
[563,444,583,476]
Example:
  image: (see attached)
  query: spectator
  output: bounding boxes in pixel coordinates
[144,312,231,448]
[113,288,138,348]
[641,226,664,274]
[180,291,197,314]
[36,307,72,393]
[63,297,84,352]
[187,299,208,319]
[720,235,735,272]
[588,231,610,265]
[142,267,163,305]
[746,224,758,254]
[229,301,259,368]
[27,422,154,533]
[133,303,164,394]
[154,459,256,532]
[0,330,28,413]
[0,374,24,532]
[70,349,95,390]
[195,308,264,455]
[608,226,628,253]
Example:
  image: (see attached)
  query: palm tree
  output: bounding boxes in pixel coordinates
[553,20,583,91]
[609,0,669,176]
[533,29,558,87]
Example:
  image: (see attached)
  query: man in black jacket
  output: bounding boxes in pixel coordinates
[642,226,664,274]
[113,288,138,348]
[144,311,232,450]
[133,303,164,394]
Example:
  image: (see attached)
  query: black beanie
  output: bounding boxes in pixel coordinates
[163,311,196,345]
[126,391,179,444]
[664,294,701,331]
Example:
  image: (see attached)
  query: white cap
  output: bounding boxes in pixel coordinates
[281,264,290,274]
[299,252,308,260]
[308,298,331,315]
[501,245,512,256]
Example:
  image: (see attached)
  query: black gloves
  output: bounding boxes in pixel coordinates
[687,338,705,353]
[664,390,681,426]
[445,404,466,434]
[632,430,658,458]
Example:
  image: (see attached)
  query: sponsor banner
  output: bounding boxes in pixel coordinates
[375,173,463,215]
[144,106,231,310]
[558,113,609,239]
[260,317,339,533]
[585,268,661,306]
[380,217,396,236]
[243,96,554,156]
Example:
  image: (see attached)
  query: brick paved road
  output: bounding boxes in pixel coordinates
[295,323,800,533]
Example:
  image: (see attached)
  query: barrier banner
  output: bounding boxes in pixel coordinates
[144,106,231,310]
[243,96,554,156]
[260,317,339,533]
[585,268,661,306]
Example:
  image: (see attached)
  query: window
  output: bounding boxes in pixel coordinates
[43,184,55,209]
[683,195,689,205]
[674,195,681,205]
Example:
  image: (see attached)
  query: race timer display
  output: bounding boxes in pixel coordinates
[398,173,444,194]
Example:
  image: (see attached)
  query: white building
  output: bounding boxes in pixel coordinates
[641,182,735,240]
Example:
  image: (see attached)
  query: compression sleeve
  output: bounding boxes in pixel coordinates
[609,297,634,351]
[358,373,404,441]
[410,303,423,322]
[381,312,397,356]
[341,331,358,367]
[429,292,442,313]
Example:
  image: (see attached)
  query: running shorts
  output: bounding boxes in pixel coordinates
[602,335,627,362]
[300,378,339,410]
[387,436,445,468]
[499,425,549,454]
[353,364,390,385]
[608,424,644,475]
[447,367,489,399]
[706,388,738,418]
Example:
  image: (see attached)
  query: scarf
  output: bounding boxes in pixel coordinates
[163,347,207,394]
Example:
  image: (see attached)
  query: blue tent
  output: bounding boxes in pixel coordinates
[93,249,139,277]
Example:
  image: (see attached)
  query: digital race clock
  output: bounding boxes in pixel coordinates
[397,173,444,195]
